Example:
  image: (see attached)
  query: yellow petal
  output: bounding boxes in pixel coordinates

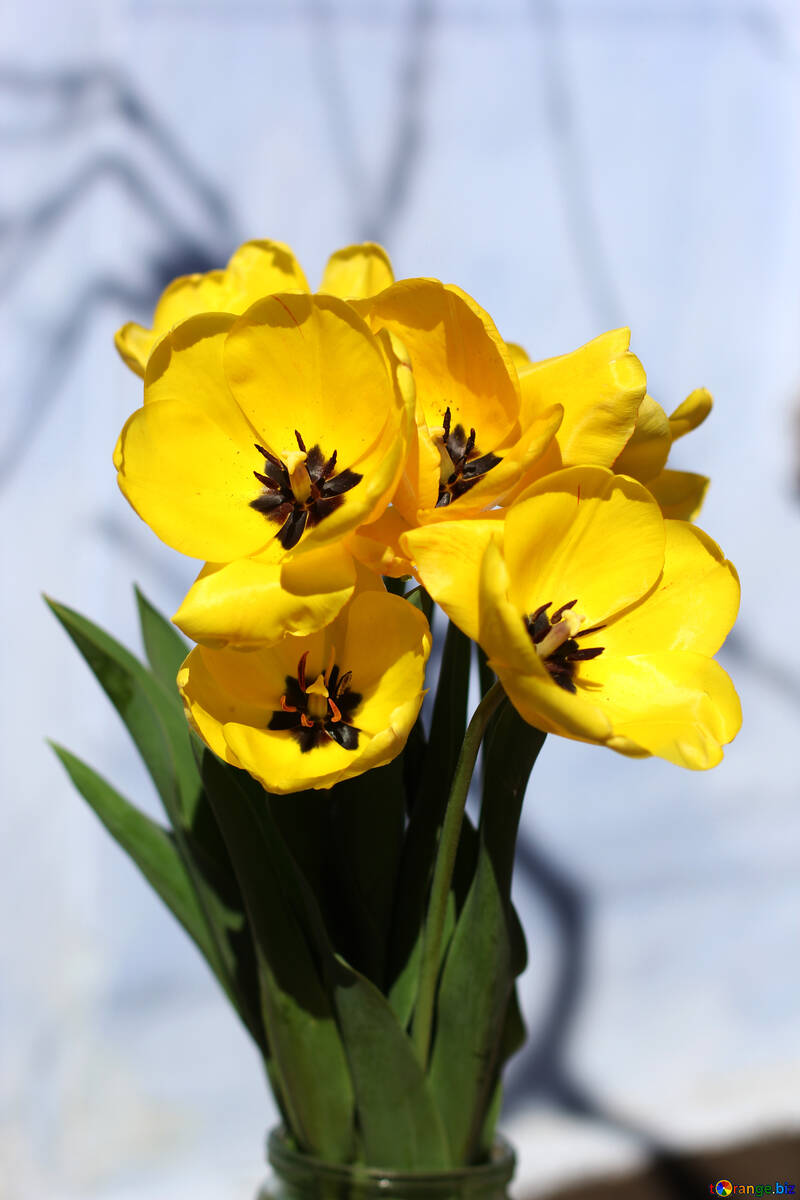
[591,521,740,658]
[115,397,269,561]
[518,328,647,468]
[346,508,415,578]
[401,520,503,643]
[144,312,241,429]
[504,467,665,628]
[646,468,710,520]
[477,540,612,743]
[668,387,712,441]
[153,240,309,334]
[613,394,671,483]
[173,543,358,648]
[320,243,394,300]
[114,322,153,377]
[339,591,431,735]
[582,651,742,769]
[366,279,521,450]
[505,342,531,373]
[224,292,394,472]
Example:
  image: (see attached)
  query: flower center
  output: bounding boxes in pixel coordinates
[250,429,363,550]
[434,406,502,507]
[267,649,362,753]
[524,599,606,693]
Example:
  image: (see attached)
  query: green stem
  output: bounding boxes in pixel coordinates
[411,679,506,1068]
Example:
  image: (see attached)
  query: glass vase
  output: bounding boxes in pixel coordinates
[258,1127,516,1200]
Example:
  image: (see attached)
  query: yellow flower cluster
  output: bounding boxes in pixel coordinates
[114,240,740,788]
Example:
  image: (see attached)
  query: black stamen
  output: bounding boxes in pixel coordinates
[551,599,578,623]
[442,407,451,440]
[294,429,306,452]
[574,623,607,638]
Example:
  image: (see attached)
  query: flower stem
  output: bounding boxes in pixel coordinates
[411,679,506,1068]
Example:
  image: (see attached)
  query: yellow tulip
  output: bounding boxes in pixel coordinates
[402,466,741,770]
[115,240,394,377]
[178,590,431,793]
[513,336,711,519]
[360,280,564,525]
[114,295,413,646]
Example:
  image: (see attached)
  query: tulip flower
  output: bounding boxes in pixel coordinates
[403,466,741,769]
[178,589,431,792]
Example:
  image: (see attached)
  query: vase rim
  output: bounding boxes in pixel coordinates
[267,1126,516,1187]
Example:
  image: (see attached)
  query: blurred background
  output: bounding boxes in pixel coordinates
[2,1,800,1197]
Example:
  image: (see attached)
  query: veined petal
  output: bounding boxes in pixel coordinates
[154,240,309,332]
[366,279,521,449]
[115,397,270,561]
[582,651,742,769]
[518,328,647,468]
[114,240,309,376]
[614,394,671,483]
[144,312,243,430]
[224,292,395,472]
[320,243,394,299]
[591,521,740,658]
[504,467,665,627]
[401,520,503,644]
[173,542,359,648]
[669,387,712,441]
[646,468,710,520]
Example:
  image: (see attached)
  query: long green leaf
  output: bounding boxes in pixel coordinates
[428,702,545,1163]
[134,585,189,693]
[332,955,451,1169]
[51,744,222,967]
[48,597,265,1055]
[328,757,406,987]
[200,749,356,1163]
[387,618,471,1024]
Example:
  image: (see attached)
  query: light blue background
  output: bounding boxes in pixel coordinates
[2,2,799,1196]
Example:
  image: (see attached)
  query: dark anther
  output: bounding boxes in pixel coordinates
[268,654,362,754]
[436,409,502,507]
[524,599,606,693]
[249,437,363,550]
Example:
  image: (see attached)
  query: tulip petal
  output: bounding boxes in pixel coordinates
[613,394,671,483]
[224,292,395,475]
[144,312,240,425]
[115,397,270,561]
[173,543,359,648]
[504,467,665,628]
[114,321,153,377]
[518,328,647,468]
[367,280,521,449]
[590,521,740,658]
[646,469,710,520]
[582,651,742,769]
[341,592,431,734]
[320,243,394,299]
[668,387,712,441]
[401,520,504,644]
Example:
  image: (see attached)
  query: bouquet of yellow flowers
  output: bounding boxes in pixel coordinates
[49,240,740,1189]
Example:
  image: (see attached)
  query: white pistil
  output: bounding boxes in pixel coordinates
[536,610,585,660]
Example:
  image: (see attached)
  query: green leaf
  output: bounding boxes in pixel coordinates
[200,749,356,1163]
[50,744,223,967]
[387,618,471,1024]
[328,757,406,987]
[427,702,545,1163]
[134,585,189,694]
[47,597,265,1056]
[332,954,451,1169]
